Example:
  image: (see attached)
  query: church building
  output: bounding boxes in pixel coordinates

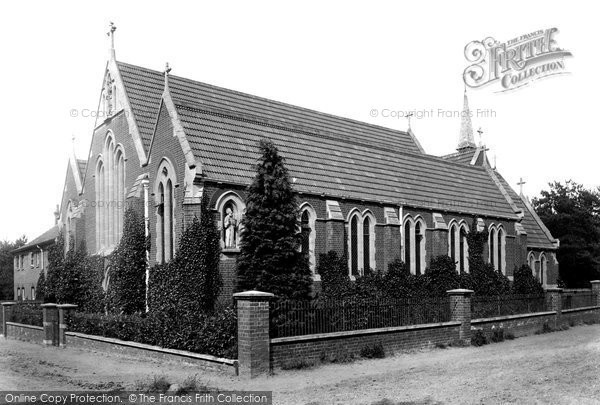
[15,25,560,300]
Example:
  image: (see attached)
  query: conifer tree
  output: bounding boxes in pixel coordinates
[236,139,312,300]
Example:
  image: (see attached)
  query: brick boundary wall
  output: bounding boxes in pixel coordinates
[271,321,461,369]
[6,322,45,342]
[65,332,238,375]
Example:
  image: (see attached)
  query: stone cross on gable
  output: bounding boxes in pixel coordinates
[406,112,414,130]
[477,127,484,146]
[107,22,117,59]
[517,177,526,195]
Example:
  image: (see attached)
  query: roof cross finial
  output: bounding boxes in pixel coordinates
[165,62,172,75]
[517,177,527,196]
[107,22,117,60]
[406,112,413,130]
[477,127,484,146]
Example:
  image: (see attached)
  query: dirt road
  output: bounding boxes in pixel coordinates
[1,324,600,404]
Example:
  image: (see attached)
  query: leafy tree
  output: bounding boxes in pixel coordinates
[107,208,147,314]
[512,264,544,295]
[0,236,27,299]
[236,139,312,300]
[532,180,600,287]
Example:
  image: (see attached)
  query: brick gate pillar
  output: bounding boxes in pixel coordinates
[1,302,16,338]
[544,288,563,315]
[41,303,58,346]
[233,290,274,378]
[590,281,600,306]
[57,304,78,347]
[447,289,474,344]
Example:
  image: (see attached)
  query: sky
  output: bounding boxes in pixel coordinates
[0,1,597,242]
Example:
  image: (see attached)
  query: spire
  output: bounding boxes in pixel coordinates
[457,88,476,150]
[107,22,117,60]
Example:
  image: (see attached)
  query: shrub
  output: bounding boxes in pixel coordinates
[10,303,43,326]
[505,332,515,340]
[67,305,237,358]
[172,196,222,313]
[491,328,505,343]
[236,139,312,300]
[512,264,544,295]
[471,329,488,346]
[280,358,318,370]
[107,208,146,314]
[425,256,460,296]
[360,342,385,359]
[317,251,354,299]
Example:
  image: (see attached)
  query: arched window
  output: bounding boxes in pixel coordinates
[528,251,537,278]
[448,221,470,273]
[216,191,246,250]
[404,220,411,269]
[31,287,35,300]
[95,133,127,253]
[349,214,359,276]
[116,149,126,240]
[449,223,457,265]
[489,226,496,268]
[299,204,317,276]
[95,159,105,251]
[155,159,177,264]
[460,224,469,273]
[540,253,547,286]
[497,227,505,274]
[403,216,427,275]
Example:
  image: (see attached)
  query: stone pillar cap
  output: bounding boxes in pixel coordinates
[590,280,600,284]
[1,301,17,306]
[233,290,275,300]
[446,289,474,295]
[56,304,78,309]
[41,303,59,307]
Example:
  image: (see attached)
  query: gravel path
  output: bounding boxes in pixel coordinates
[1,324,600,404]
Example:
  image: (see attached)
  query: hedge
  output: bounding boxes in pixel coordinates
[66,305,237,359]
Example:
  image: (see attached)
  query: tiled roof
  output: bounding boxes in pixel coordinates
[176,104,519,219]
[116,61,424,155]
[495,173,557,249]
[77,159,87,182]
[13,225,59,254]
[441,148,477,164]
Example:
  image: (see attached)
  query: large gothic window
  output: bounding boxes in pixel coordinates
[155,159,176,264]
[95,132,127,252]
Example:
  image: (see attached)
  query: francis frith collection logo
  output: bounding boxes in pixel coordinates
[463,28,572,92]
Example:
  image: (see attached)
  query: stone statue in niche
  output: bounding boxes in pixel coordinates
[223,207,237,248]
